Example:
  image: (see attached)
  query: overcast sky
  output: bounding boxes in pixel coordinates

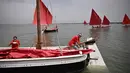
[0,0,129,24]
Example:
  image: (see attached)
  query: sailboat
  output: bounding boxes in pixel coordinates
[101,15,110,27]
[0,0,96,72]
[44,25,58,33]
[33,0,58,33]
[122,14,130,27]
[83,20,87,25]
[89,9,101,28]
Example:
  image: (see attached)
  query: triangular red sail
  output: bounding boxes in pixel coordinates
[84,20,87,24]
[122,14,130,25]
[89,9,101,25]
[47,10,53,24]
[102,15,110,25]
[33,0,53,25]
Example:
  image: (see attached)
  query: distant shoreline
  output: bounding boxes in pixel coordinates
[0,22,122,25]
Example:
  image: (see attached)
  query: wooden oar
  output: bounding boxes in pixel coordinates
[80,38,96,45]
[63,38,96,49]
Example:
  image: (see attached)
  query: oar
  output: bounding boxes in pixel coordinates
[63,38,96,49]
[74,38,96,49]
[82,38,96,45]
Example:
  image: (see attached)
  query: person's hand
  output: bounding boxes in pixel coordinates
[71,44,75,46]
[8,43,11,46]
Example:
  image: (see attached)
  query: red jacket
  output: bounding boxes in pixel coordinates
[9,40,20,49]
[68,35,80,46]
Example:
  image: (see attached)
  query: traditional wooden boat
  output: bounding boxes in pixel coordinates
[33,0,58,33]
[84,20,87,25]
[101,15,110,27]
[122,14,130,27]
[43,26,58,33]
[89,9,102,28]
[44,29,58,33]
[0,38,95,73]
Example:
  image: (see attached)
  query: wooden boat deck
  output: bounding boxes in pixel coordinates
[88,43,106,66]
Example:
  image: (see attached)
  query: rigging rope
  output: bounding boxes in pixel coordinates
[42,27,47,47]
[49,0,53,15]
[55,16,61,49]
[48,0,62,50]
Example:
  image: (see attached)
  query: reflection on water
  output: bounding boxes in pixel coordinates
[82,66,110,73]
[122,26,129,31]
[89,28,101,40]
[34,33,53,47]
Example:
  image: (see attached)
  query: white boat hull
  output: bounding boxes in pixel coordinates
[91,25,100,28]
[101,25,110,27]
[0,54,87,68]
[0,46,89,73]
[0,45,90,68]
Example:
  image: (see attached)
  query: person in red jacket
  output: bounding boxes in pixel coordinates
[8,36,20,49]
[68,33,82,49]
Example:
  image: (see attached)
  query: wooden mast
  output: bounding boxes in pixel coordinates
[36,0,42,49]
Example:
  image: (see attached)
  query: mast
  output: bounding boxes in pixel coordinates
[36,0,42,49]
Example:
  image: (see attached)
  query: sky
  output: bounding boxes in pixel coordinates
[0,0,129,24]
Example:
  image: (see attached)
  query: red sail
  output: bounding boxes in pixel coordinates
[89,9,101,25]
[47,10,53,24]
[102,15,110,25]
[122,14,130,25]
[33,0,53,25]
[84,20,87,24]
[0,49,94,59]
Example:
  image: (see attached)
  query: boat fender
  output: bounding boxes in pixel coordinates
[79,51,82,55]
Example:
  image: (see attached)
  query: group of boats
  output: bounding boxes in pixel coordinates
[84,9,130,27]
[0,0,104,73]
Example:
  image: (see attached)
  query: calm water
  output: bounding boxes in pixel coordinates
[0,24,130,73]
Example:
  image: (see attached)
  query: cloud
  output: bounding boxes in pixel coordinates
[0,0,129,24]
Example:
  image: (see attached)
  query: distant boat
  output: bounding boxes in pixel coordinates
[89,9,101,28]
[83,20,87,25]
[101,15,110,27]
[42,25,58,33]
[33,0,58,33]
[122,14,130,27]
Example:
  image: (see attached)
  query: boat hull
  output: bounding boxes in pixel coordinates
[123,24,130,27]
[101,25,110,28]
[44,29,58,33]
[0,48,90,73]
[91,25,101,28]
[0,54,88,68]
[0,38,95,73]
[0,60,87,73]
